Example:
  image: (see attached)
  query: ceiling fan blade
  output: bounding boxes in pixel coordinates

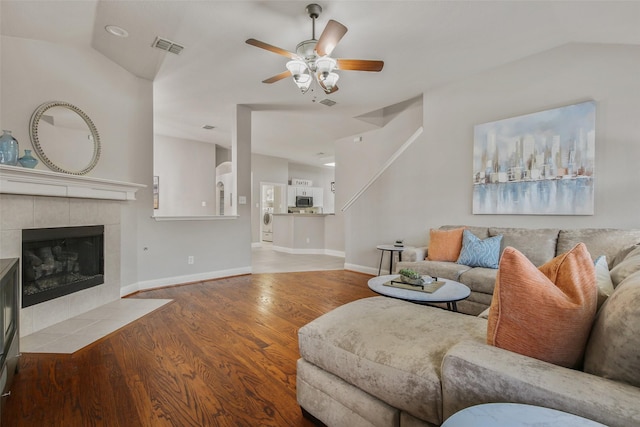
[316,20,348,57]
[336,59,384,72]
[262,70,292,84]
[246,38,298,59]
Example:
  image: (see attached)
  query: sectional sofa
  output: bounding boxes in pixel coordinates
[396,226,640,315]
[297,227,640,427]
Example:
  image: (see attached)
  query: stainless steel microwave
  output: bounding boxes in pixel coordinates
[296,196,313,207]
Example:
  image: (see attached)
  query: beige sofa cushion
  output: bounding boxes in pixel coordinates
[394,260,471,281]
[458,267,498,294]
[489,227,559,267]
[441,225,489,239]
[556,229,640,268]
[612,244,640,268]
[487,244,597,368]
[298,296,486,425]
[584,270,640,388]
[442,341,640,427]
[610,246,640,287]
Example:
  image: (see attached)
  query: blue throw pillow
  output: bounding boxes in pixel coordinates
[456,229,502,269]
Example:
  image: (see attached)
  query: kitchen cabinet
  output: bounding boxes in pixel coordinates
[313,188,324,207]
[296,187,313,197]
[287,186,296,207]
[288,185,324,207]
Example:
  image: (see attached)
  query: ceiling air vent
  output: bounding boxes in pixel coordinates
[152,37,185,55]
[319,99,337,107]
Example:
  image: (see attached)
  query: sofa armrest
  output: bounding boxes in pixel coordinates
[399,246,428,262]
[441,340,640,427]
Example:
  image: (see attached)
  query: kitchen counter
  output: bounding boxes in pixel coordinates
[272,214,328,254]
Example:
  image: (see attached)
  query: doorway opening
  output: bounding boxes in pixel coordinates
[260,183,287,244]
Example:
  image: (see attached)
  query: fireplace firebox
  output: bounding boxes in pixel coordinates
[22,225,104,308]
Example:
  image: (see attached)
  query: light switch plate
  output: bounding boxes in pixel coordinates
[238,196,247,204]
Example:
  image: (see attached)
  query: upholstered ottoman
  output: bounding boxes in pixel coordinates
[297,296,486,426]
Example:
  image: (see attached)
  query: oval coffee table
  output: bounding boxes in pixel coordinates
[442,403,606,426]
[368,274,470,312]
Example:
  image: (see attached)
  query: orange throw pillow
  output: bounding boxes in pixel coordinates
[427,227,465,261]
[487,243,597,368]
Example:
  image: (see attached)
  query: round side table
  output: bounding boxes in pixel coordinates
[376,244,404,275]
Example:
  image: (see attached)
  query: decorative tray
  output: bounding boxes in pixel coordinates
[384,280,446,294]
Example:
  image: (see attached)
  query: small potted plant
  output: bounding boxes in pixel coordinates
[398,268,424,286]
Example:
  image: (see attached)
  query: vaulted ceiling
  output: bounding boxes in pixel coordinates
[2,1,640,166]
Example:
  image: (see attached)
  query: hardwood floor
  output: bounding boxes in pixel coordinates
[3,271,376,427]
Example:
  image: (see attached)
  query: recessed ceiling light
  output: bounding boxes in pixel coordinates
[324,162,336,167]
[202,125,215,130]
[105,25,128,38]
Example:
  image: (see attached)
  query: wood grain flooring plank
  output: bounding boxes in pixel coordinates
[3,271,376,426]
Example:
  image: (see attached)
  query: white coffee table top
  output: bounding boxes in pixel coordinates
[442,403,606,427]
[368,274,470,304]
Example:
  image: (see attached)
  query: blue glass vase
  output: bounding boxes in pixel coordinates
[0,130,19,166]
[18,149,38,168]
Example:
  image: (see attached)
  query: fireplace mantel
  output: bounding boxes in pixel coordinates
[0,165,145,201]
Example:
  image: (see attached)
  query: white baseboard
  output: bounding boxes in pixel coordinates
[325,249,346,258]
[344,263,379,276]
[272,246,321,255]
[121,266,252,296]
[272,246,345,257]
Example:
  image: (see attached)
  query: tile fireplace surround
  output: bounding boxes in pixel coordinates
[0,165,144,337]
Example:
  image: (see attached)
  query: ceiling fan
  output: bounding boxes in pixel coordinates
[246,3,384,95]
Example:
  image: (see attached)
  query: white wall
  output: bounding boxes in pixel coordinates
[339,43,640,272]
[1,36,153,291]
[132,104,252,291]
[154,134,217,216]
[321,167,336,214]
[336,97,423,270]
[0,36,148,181]
[216,145,230,166]
[1,36,253,295]
[288,162,324,186]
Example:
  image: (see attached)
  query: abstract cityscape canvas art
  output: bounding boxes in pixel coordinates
[472,101,596,215]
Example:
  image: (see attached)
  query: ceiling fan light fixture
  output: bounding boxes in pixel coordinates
[295,74,312,93]
[296,40,318,62]
[286,60,308,81]
[246,3,383,96]
[321,72,339,91]
[315,56,336,78]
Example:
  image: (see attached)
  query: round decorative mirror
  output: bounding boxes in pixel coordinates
[29,101,101,175]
